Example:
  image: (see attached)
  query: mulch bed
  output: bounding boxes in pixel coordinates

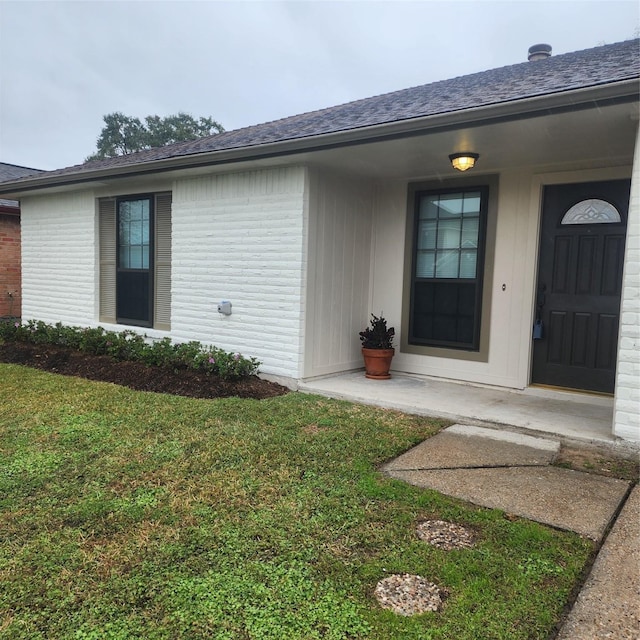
[0,342,289,400]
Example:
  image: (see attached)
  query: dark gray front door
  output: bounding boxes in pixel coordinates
[532,180,630,393]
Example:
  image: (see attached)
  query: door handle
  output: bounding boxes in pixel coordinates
[533,283,546,340]
[536,283,546,310]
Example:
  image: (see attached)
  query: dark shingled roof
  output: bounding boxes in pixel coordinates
[3,39,640,186]
[0,162,43,182]
[0,163,43,207]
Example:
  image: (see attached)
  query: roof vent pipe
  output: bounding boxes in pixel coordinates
[528,44,552,61]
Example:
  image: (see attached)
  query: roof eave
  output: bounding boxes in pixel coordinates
[1,78,638,198]
[0,204,20,215]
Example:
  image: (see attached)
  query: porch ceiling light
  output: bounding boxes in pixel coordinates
[449,152,479,172]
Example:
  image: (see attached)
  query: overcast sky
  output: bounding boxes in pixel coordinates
[1,0,638,171]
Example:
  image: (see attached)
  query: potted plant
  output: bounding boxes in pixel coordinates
[359,314,395,379]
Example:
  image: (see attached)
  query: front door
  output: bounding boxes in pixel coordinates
[532,180,630,393]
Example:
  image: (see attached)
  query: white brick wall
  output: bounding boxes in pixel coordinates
[171,167,307,378]
[20,191,96,326]
[18,169,308,379]
[614,124,640,442]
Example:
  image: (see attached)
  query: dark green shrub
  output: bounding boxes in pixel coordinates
[144,337,177,368]
[0,319,260,380]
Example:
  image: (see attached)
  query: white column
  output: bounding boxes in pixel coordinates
[613,123,640,442]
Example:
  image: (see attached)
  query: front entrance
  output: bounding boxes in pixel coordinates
[532,180,630,393]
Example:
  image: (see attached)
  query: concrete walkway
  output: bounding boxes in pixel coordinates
[556,486,640,640]
[300,372,639,636]
[381,424,638,639]
[383,424,631,540]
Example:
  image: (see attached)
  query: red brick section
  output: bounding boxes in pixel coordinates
[0,212,21,318]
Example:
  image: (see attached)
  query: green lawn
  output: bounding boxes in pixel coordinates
[0,364,593,639]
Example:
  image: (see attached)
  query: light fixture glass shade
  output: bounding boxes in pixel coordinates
[449,152,479,171]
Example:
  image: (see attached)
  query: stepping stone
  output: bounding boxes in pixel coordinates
[416,520,476,550]
[374,574,445,616]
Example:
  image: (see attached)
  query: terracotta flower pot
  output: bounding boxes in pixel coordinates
[362,347,395,380]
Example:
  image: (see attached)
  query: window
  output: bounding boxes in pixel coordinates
[118,198,150,270]
[409,186,488,350]
[561,198,621,225]
[99,192,171,330]
[116,196,153,326]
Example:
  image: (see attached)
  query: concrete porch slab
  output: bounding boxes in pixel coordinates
[298,371,618,447]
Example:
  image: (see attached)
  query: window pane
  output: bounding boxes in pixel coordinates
[458,283,476,314]
[142,246,149,270]
[416,251,435,278]
[460,249,478,278]
[561,199,621,225]
[461,217,479,248]
[413,282,435,313]
[118,217,128,246]
[419,197,439,219]
[129,246,143,269]
[437,194,464,218]
[463,193,481,215]
[418,220,437,249]
[412,282,436,340]
[437,218,461,249]
[129,219,143,244]
[433,315,457,342]
[129,200,145,221]
[457,315,475,344]
[119,247,129,269]
[120,202,131,222]
[434,282,458,313]
[435,249,459,278]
